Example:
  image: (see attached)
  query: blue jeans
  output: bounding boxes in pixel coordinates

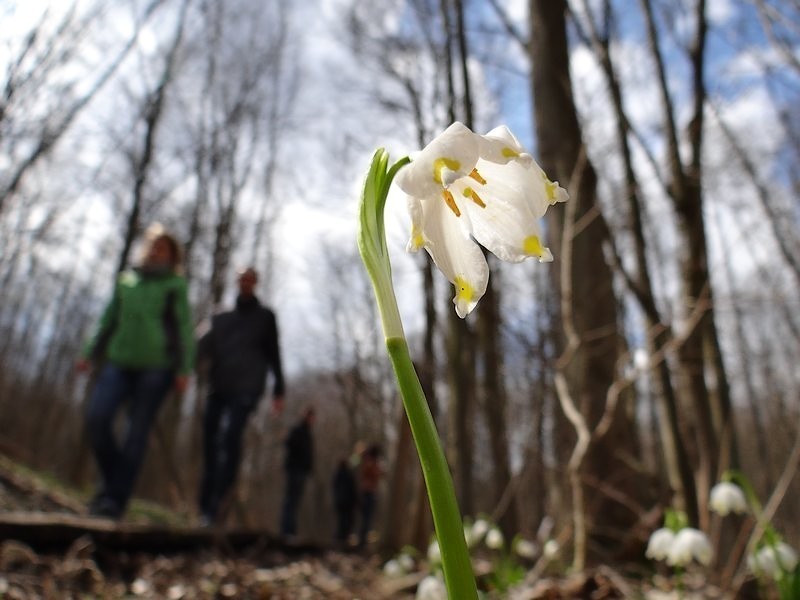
[199,392,259,521]
[86,364,174,516]
[280,468,308,536]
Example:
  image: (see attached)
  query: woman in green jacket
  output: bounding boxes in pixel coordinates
[79,224,195,519]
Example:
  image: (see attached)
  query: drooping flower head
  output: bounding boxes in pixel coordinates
[396,122,568,317]
[465,517,490,547]
[416,574,447,600]
[748,542,799,580]
[543,539,561,561]
[514,538,538,559]
[645,527,676,561]
[485,527,505,550]
[666,528,713,567]
[709,481,748,516]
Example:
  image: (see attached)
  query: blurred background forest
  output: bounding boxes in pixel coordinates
[0,0,798,576]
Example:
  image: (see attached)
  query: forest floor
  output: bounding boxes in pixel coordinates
[0,453,737,599]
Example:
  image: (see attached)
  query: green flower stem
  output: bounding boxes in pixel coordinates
[357,149,477,599]
[386,335,478,599]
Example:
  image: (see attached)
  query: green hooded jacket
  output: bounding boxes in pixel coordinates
[83,269,195,374]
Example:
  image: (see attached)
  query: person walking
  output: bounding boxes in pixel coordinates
[196,267,285,526]
[280,407,315,538]
[78,223,195,519]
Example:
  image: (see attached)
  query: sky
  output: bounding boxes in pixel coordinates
[3,0,798,384]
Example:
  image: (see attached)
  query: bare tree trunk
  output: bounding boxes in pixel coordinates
[411,259,437,550]
[574,0,698,524]
[529,0,644,556]
[382,408,415,551]
[639,0,737,517]
[477,261,516,534]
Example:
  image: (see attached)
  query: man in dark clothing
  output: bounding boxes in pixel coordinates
[197,267,285,525]
[280,407,315,537]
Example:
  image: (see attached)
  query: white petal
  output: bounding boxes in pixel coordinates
[406,195,426,252]
[413,191,488,318]
[416,575,446,600]
[479,125,528,164]
[667,528,712,566]
[646,528,675,561]
[543,539,560,560]
[486,528,504,549]
[383,559,403,577]
[454,159,554,263]
[776,543,799,572]
[710,482,748,516]
[396,122,480,198]
[515,539,538,559]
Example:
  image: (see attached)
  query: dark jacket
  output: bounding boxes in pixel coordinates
[332,461,358,509]
[284,421,313,473]
[198,294,284,397]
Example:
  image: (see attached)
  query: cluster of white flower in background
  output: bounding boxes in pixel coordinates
[646,479,799,586]
[382,515,562,600]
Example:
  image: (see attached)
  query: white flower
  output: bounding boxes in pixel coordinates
[646,528,675,561]
[666,528,713,567]
[383,559,404,577]
[748,542,799,580]
[416,574,447,600]
[514,538,538,559]
[396,121,567,318]
[427,539,441,564]
[397,553,415,572]
[486,527,505,550]
[543,539,560,561]
[466,518,490,546]
[709,482,748,516]
[131,578,151,595]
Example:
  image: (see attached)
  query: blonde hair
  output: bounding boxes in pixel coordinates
[138,222,184,273]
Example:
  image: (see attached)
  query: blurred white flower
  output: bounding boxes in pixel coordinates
[666,528,713,567]
[383,559,404,577]
[543,539,560,561]
[427,539,441,564]
[167,584,186,600]
[748,542,799,580]
[466,518,490,546]
[633,348,649,371]
[486,527,505,550]
[398,553,415,572]
[416,574,447,600]
[646,528,676,561]
[709,482,748,516]
[514,538,538,559]
[131,578,151,595]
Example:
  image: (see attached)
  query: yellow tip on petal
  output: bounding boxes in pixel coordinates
[453,276,474,317]
[409,227,425,251]
[501,147,520,158]
[523,235,552,262]
[545,179,559,204]
[433,157,461,185]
